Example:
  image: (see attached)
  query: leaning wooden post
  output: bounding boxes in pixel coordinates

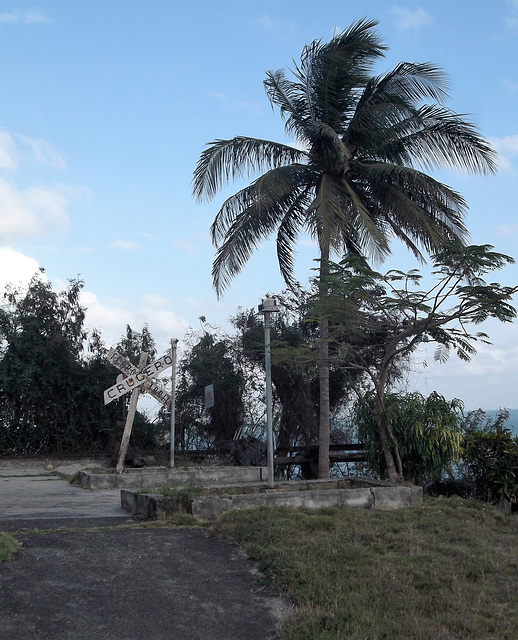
[116,351,148,474]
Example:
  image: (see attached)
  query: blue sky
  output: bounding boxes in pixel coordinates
[0,0,517,410]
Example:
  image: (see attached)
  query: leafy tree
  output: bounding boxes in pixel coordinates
[116,324,157,364]
[232,302,353,453]
[0,271,98,453]
[355,391,464,483]
[0,274,158,455]
[309,244,517,481]
[193,19,496,477]
[461,409,518,506]
[175,330,245,449]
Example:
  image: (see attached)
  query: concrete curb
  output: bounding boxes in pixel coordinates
[121,479,423,520]
[76,466,267,490]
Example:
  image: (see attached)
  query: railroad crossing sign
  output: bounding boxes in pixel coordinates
[104,348,172,407]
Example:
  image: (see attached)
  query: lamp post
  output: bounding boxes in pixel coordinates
[169,338,179,468]
[258,297,279,488]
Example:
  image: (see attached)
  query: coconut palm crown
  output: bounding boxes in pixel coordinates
[193,18,496,296]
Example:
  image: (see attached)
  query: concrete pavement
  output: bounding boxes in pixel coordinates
[0,460,288,639]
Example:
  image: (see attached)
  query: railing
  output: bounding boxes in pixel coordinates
[274,443,366,467]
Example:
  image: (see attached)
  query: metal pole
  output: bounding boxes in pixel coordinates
[169,339,179,468]
[264,311,275,488]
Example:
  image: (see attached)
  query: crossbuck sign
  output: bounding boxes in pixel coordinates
[104,348,172,407]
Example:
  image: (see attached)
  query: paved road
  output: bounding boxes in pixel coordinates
[0,463,287,639]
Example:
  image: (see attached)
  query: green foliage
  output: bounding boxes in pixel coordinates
[0,273,156,455]
[461,409,518,504]
[0,532,21,562]
[175,329,245,448]
[356,391,464,483]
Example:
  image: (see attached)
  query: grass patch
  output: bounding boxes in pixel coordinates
[215,497,518,639]
[0,532,21,561]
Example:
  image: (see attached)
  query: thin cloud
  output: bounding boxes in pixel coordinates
[391,6,433,30]
[506,0,518,28]
[0,130,65,170]
[17,135,66,169]
[496,223,518,237]
[236,100,263,118]
[110,238,139,251]
[256,15,275,30]
[0,131,17,170]
[489,134,518,170]
[207,90,225,101]
[501,78,518,93]
[0,11,50,24]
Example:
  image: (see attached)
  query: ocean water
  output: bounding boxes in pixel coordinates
[474,408,518,436]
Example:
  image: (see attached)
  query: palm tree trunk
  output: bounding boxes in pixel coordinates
[318,251,330,478]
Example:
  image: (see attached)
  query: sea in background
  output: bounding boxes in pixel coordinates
[477,408,518,436]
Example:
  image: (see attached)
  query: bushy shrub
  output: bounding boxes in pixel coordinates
[460,409,518,505]
[355,391,464,484]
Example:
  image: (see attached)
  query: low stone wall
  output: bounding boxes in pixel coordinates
[76,466,267,490]
[121,480,423,520]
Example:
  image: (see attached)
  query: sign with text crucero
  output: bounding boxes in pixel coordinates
[104,348,172,406]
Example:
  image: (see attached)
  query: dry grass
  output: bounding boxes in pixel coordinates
[215,497,518,639]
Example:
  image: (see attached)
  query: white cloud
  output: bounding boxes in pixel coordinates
[0,247,40,292]
[411,322,518,409]
[0,130,65,170]
[17,135,66,169]
[81,290,189,354]
[0,131,17,170]
[489,134,518,171]
[0,178,71,242]
[391,6,433,30]
[110,238,139,250]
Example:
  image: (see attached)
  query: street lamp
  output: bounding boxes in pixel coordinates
[258,297,280,488]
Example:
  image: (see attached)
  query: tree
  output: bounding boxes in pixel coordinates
[355,391,464,484]
[193,19,496,477]
[233,301,357,455]
[0,271,99,454]
[175,330,245,449]
[310,245,517,481]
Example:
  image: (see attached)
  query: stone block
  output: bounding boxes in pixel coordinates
[192,497,233,519]
[372,486,412,509]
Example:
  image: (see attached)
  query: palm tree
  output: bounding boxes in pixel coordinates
[192,18,496,479]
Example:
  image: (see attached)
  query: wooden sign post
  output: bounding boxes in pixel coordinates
[104,345,175,474]
[116,351,148,474]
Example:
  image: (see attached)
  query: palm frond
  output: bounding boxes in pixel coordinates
[210,164,316,245]
[374,104,497,174]
[192,137,306,201]
[210,166,315,295]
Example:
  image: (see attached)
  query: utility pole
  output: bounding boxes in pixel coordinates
[258,297,279,488]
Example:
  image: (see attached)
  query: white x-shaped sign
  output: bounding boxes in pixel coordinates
[103,348,172,407]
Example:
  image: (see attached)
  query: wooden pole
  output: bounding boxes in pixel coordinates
[116,351,148,474]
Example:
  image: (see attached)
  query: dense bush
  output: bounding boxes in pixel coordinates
[459,409,518,505]
[355,391,464,483]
